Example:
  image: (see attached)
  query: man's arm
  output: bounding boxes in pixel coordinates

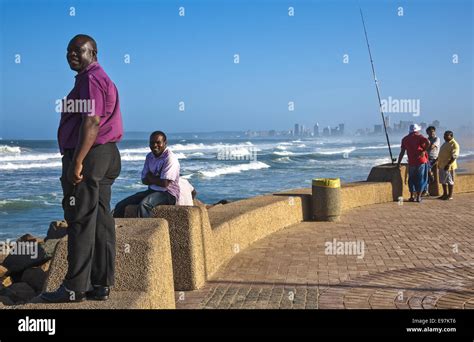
[68,115,100,184]
[444,156,456,170]
[144,172,171,188]
[397,148,406,168]
[444,143,458,170]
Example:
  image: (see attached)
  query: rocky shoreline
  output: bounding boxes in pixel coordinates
[0,221,68,305]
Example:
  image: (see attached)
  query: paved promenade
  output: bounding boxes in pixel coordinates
[176,193,474,309]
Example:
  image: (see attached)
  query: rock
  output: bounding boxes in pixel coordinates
[213,199,231,205]
[41,239,61,259]
[0,265,8,277]
[0,282,36,303]
[0,295,15,305]
[21,265,49,293]
[2,238,60,274]
[17,234,43,243]
[45,220,68,241]
[0,252,7,265]
[1,276,12,288]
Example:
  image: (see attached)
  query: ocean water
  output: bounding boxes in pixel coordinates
[1,134,473,239]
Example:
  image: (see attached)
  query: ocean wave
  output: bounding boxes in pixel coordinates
[121,154,146,161]
[459,151,474,158]
[315,147,357,155]
[296,144,306,148]
[357,144,401,150]
[273,151,294,156]
[0,161,62,170]
[0,198,60,210]
[171,142,255,152]
[308,157,391,167]
[175,152,187,159]
[120,147,150,154]
[225,147,255,158]
[199,161,270,178]
[276,145,288,150]
[188,152,205,157]
[0,153,61,162]
[0,145,21,154]
[274,157,293,163]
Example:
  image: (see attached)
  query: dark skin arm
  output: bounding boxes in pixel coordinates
[67,115,100,185]
[444,156,456,171]
[142,172,171,188]
[396,148,406,168]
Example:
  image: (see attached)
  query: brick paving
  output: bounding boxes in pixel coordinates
[176,193,474,309]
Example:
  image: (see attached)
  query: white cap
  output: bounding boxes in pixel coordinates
[409,124,421,133]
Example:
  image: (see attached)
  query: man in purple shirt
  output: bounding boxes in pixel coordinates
[42,34,123,303]
[113,131,180,218]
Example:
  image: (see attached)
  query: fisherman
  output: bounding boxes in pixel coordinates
[396,124,430,203]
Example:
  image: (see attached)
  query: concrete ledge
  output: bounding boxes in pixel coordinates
[204,194,304,278]
[124,194,305,290]
[340,182,393,211]
[149,206,207,291]
[7,219,176,309]
[119,167,474,292]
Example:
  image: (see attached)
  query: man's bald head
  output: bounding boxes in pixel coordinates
[67,34,98,73]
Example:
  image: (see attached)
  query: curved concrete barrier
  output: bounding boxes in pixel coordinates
[7,219,176,309]
[120,166,474,292]
[204,194,304,279]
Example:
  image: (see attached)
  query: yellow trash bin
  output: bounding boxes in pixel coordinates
[312,178,341,222]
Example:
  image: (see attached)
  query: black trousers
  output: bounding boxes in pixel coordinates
[61,142,121,292]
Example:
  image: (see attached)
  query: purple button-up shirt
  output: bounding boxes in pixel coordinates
[141,148,180,200]
[58,62,123,154]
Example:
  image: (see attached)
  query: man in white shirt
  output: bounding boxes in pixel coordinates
[177,178,197,206]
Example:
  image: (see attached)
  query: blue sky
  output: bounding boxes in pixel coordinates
[0,0,472,139]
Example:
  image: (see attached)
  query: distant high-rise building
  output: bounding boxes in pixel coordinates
[338,123,345,135]
[313,123,319,137]
[294,124,300,136]
[384,115,390,129]
[432,120,440,128]
[374,124,383,134]
[323,126,330,136]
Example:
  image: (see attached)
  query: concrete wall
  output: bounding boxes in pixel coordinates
[122,167,474,292]
[204,194,304,279]
[125,195,305,291]
[14,219,176,309]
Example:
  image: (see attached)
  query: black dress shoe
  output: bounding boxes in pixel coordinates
[41,285,86,303]
[86,286,110,301]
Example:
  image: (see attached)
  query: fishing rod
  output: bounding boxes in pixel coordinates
[359,8,396,164]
